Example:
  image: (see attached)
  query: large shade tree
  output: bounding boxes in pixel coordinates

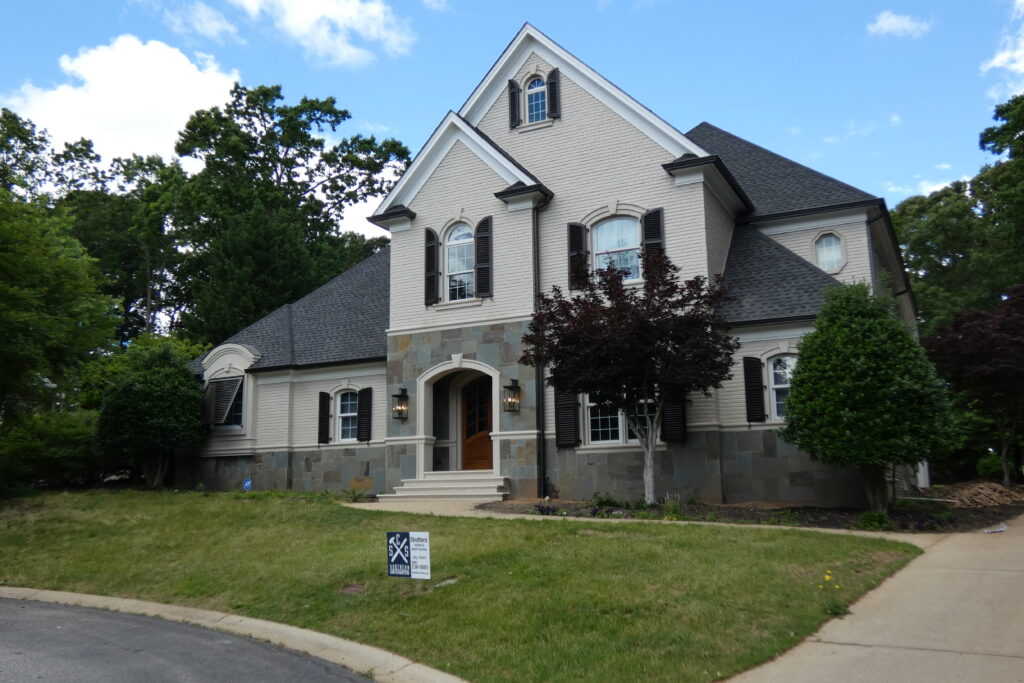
[779,285,955,510]
[926,286,1024,487]
[522,251,739,504]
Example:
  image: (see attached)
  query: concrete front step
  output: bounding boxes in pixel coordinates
[400,477,506,488]
[378,470,510,502]
[377,491,506,502]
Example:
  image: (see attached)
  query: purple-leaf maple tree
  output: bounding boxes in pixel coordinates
[521,250,739,504]
[926,285,1024,487]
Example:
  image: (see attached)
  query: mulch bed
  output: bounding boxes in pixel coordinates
[477,482,1024,533]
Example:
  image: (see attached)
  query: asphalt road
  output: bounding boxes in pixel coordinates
[0,598,370,682]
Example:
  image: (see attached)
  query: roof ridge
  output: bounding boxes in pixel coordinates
[688,122,876,205]
[458,113,541,184]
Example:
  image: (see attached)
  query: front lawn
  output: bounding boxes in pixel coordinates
[0,490,919,682]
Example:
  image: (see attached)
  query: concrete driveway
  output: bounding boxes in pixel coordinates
[731,514,1024,682]
[0,598,369,682]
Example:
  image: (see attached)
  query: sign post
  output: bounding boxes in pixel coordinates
[387,531,430,580]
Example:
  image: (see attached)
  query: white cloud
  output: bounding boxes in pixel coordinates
[867,11,931,38]
[822,135,840,145]
[785,125,801,136]
[1015,0,1024,19]
[886,177,968,197]
[226,0,415,66]
[1,35,238,163]
[889,113,902,125]
[165,2,243,42]
[421,0,448,9]
[935,162,952,170]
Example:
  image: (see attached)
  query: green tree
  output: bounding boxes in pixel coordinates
[779,285,954,510]
[97,341,206,488]
[170,83,403,344]
[0,188,115,421]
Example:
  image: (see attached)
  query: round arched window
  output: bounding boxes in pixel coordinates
[445,224,475,300]
[526,77,547,123]
[594,217,641,280]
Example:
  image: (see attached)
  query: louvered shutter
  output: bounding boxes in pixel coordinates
[425,228,439,306]
[743,357,767,423]
[547,69,561,119]
[317,392,331,444]
[203,381,216,424]
[508,80,521,129]
[641,208,664,257]
[554,389,580,447]
[475,216,493,298]
[356,387,372,442]
[567,222,589,290]
[661,401,687,443]
[211,377,242,425]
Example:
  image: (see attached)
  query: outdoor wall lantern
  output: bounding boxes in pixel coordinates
[391,387,409,420]
[502,379,521,413]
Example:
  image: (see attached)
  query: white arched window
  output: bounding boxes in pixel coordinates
[594,217,641,280]
[445,224,475,301]
[337,390,358,441]
[526,77,546,123]
[769,355,797,420]
[815,234,842,271]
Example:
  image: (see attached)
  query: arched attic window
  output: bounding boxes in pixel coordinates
[526,77,546,123]
[815,233,843,272]
[445,224,475,301]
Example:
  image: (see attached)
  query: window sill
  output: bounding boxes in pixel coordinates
[517,119,554,133]
[431,297,484,311]
[576,442,667,453]
[213,425,243,432]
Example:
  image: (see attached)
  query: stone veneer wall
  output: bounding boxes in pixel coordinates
[545,430,867,507]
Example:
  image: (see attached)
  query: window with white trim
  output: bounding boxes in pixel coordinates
[337,390,358,441]
[207,376,244,427]
[445,224,475,301]
[586,395,657,444]
[526,77,547,123]
[593,216,641,281]
[769,355,797,420]
[815,233,842,271]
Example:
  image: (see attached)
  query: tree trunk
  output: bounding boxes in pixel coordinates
[861,464,888,512]
[143,454,170,489]
[1000,438,1012,488]
[643,441,655,505]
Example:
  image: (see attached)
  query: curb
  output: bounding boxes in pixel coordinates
[0,586,465,683]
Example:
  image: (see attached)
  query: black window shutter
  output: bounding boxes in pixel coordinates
[661,400,687,444]
[475,216,493,298]
[554,389,580,447]
[425,228,439,306]
[743,357,767,423]
[567,222,589,290]
[508,80,521,129]
[547,69,561,119]
[203,382,216,424]
[356,387,372,442]
[641,207,664,257]
[211,377,242,425]
[317,391,331,444]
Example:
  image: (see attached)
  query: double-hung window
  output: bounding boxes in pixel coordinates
[586,395,657,444]
[769,355,796,420]
[445,224,475,301]
[594,217,641,281]
[337,390,358,441]
[526,77,546,123]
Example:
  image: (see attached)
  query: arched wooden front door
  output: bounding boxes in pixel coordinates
[461,376,491,470]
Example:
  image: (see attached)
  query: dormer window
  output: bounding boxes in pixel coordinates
[526,77,546,123]
[815,233,843,272]
[445,224,475,301]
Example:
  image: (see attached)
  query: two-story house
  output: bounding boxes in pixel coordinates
[192,24,915,507]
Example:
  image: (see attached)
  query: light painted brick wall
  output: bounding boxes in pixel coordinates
[476,53,710,292]
[718,331,809,428]
[766,221,873,288]
[388,140,535,333]
[704,186,734,279]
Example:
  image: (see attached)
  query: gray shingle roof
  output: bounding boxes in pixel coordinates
[195,247,390,375]
[686,122,877,218]
[718,227,842,324]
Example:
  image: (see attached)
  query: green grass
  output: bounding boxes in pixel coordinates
[0,490,919,682]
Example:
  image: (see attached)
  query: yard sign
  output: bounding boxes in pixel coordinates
[387,531,430,580]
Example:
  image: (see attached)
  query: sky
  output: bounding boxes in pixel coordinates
[2,1,1023,238]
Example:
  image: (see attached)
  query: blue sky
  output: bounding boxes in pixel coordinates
[3,1,1022,237]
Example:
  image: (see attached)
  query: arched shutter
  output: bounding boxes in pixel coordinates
[547,69,561,119]
[317,392,331,444]
[425,228,439,306]
[567,222,589,290]
[475,216,493,298]
[641,208,664,257]
[554,389,580,447]
[743,357,767,423]
[209,377,242,425]
[508,80,521,129]
[356,387,372,442]
[661,400,687,444]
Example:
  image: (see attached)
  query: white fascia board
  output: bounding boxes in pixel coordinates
[458,23,707,159]
[377,112,534,214]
